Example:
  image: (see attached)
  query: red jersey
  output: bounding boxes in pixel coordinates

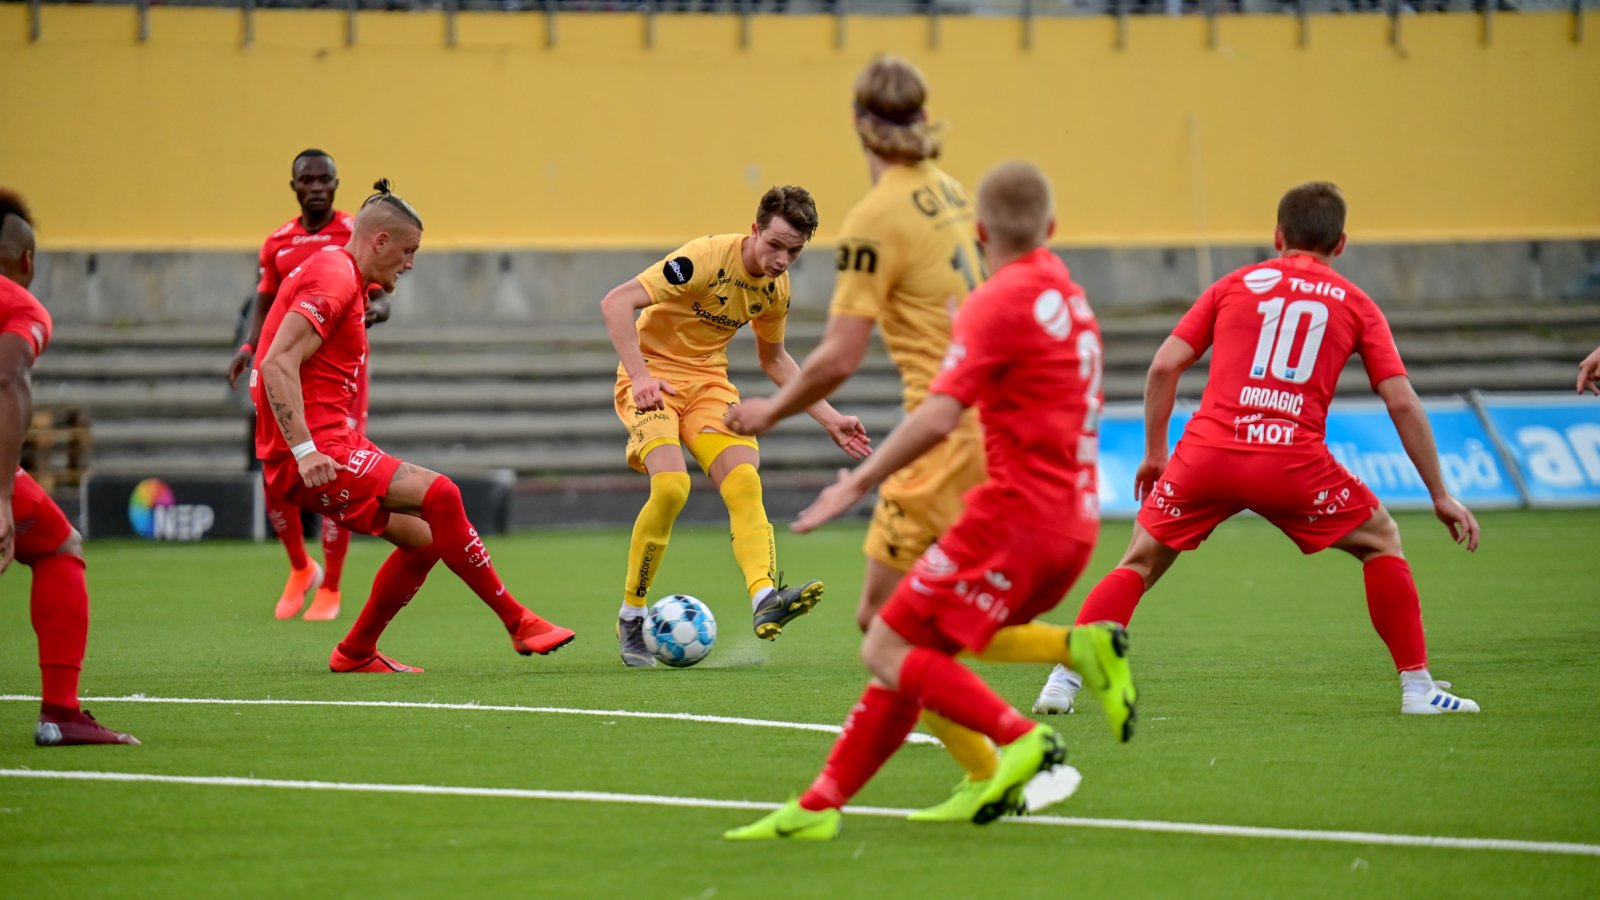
[252,248,369,462]
[1173,254,1406,453]
[0,277,52,363]
[256,211,356,298]
[929,247,1102,542]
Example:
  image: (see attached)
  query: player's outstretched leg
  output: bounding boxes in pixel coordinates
[415,475,574,656]
[618,471,690,667]
[1362,555,1481,715]
[305,515,351,621]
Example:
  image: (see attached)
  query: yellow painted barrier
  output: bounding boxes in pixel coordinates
[1,8,1596,249]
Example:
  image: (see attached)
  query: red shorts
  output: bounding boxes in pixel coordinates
[262,434,402,537]
[1137,443,1378,554]
[880,510,1095,655]
[10,469,75,564]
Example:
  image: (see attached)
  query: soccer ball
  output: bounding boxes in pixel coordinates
[642,594,717,668]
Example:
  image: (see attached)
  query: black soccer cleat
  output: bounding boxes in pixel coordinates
[752,577,824,641]
[618,615,656,668]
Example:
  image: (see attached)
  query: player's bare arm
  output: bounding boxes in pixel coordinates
[227,289,277,389]
[752,334,871,460]
[601,278,676,411]
[726,314,875,437]
[0,333,34,571]
[1578,344,1600,396]
[794,392,963,533]
[258,313,339,489]
[1136,336,1201,500]
[1375,375,1480,551]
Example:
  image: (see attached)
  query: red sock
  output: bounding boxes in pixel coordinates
[1364,555,1428,672]
[321,516,351,592]
[1074,566,1146,626]
[421,477,528,630]
[338,545,439,658]
[265,487,310,570]
[799,684,921,811]
[30,554,88,712]
[897,647,1034,746]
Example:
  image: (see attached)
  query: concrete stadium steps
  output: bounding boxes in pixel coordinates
[30,303,1596,479]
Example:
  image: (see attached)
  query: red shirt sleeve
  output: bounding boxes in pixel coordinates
[283,258,355,340]
[929,291,1010,407]
[1170,282,1222,354]
[256,236,280,297]
[0,284,52,360]
[1354,292,1408,388]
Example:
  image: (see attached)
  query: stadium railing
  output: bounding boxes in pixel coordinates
[17,0,1596,51]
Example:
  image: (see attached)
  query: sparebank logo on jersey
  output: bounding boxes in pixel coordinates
[916,543,959,578]
[128,478,216,541]
[1243,268,1283,295]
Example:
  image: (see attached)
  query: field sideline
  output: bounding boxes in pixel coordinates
[1,510,1597,898]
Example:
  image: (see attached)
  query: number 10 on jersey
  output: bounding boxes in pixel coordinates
[1250,298,1328,385]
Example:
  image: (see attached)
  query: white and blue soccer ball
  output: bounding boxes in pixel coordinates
[642,594,717,668]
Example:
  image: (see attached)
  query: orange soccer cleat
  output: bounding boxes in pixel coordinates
[275,560,325,620]
[511,613,576,656]
[329,646,425,674]
[302,587,341,621]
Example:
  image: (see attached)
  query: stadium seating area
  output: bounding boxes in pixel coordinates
[31,301,1592,487]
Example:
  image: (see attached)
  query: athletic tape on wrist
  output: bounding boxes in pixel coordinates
[291,440,318,461]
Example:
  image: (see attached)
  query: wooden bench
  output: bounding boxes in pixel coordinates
[22,406,92,490]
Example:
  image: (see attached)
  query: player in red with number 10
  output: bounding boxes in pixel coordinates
[1033,181,1482,718]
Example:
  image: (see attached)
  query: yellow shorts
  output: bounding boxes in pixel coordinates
[614,371,758,473]
[864,430,987,571]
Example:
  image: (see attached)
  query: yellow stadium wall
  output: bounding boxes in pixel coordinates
[1,7,1597,250]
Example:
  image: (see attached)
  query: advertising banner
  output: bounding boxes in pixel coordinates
[1474,393,1600,508]
[81,473,263,541]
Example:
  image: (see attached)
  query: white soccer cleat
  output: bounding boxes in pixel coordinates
[1032,664,1080,715]
[1021,764,1083,813]
[1402,679,1480,715]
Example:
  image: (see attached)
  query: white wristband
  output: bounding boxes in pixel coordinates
[290,440,318,461]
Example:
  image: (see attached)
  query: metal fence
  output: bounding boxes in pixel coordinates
[13,0,1594,47]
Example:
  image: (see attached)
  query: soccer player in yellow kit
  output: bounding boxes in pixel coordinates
[602,186,871,668]
[725,58,1004,821]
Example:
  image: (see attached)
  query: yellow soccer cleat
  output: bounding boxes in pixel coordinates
[907,776,1002,823]
[972,724,1067,825]
[724,799,842,841]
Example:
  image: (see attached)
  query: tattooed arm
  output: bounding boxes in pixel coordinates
[259,313,339,487]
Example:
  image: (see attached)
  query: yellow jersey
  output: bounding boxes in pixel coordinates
[828,161,984,428]
[629,233,791,380]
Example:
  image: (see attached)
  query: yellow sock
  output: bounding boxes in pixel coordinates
[718,464,776,598]
[921,711,998,781]
[622,472,690,609]
[977,622,1073,665]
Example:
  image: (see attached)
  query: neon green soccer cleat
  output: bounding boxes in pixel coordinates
[972,724,1067,825]
[907,776,1009,823]
[723,798,842,841]
[1069,622,1138,743]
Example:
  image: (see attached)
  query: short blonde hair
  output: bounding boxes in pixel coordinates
[853,56,944,164]
[977,161,1053,253]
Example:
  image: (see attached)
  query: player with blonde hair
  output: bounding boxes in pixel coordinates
[726,57,1003,821]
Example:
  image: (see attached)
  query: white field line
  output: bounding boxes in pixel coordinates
[0,694,941,744]
[3,768,1597,858]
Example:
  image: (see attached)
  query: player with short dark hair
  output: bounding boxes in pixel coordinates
[253,180,574,673]
[229,149,391,622]
[727,161,1135,841]
[0,188,139,745]
[724,56,1002,821]
[600,186,869,666]
[1033,180,1482,717]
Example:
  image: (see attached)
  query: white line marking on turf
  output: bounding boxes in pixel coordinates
[3,769,1596,858]
[0,694,940,745]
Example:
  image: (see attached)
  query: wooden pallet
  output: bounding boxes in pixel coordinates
[21,406,92,490]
